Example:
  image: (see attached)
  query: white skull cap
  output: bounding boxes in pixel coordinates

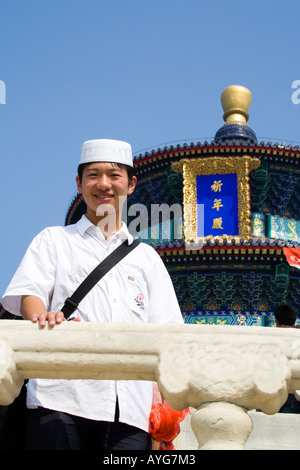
[79,139,133,167]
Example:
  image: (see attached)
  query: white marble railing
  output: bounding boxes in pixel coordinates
[1,320,300,450]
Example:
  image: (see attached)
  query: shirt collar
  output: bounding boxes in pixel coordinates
[76,214,95,236]
[76,214,133,244]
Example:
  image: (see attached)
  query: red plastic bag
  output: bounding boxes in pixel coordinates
[149,401,190,442]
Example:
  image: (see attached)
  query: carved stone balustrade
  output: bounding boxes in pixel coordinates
[1,320,300,450]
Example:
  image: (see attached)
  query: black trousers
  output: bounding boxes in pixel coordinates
[25,402,151,450]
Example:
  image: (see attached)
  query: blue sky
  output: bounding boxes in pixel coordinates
[0,0,299,298]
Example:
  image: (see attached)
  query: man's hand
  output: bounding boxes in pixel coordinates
[31,311,81,327]
[31,311,66,327]
[21,295,81,327]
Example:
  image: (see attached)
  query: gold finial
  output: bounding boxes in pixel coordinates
[221,85,252,125]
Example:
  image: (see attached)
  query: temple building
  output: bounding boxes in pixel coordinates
[1,86,299,326]
[65,85,300,327]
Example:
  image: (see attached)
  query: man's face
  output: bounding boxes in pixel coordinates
[76,162,136,226]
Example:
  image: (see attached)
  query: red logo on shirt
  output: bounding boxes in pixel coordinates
[135,293,144,310]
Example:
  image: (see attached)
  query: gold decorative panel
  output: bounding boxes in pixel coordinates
[171,156,260,243]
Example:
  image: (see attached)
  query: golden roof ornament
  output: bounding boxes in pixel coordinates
[215,85,257,144]
[221,85,252,125]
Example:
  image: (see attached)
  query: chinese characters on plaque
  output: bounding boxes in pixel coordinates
[196,173,239,238]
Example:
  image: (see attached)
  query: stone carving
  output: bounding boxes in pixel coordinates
[0,340,23,405]
[0,321,300,449]
[191,402,253,450]
[157,341,290,414]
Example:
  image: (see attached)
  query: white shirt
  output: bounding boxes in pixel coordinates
[2,215,183,432]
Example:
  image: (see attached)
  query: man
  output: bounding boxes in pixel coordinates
[274,304,299,329]
[1,139,183,450]
[275,304,300,414]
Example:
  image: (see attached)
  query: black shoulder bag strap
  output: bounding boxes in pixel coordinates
[61,239,140,319]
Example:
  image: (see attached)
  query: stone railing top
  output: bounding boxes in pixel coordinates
[1,320,300,415]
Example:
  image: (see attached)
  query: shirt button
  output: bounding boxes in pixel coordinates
[113,298,117,303]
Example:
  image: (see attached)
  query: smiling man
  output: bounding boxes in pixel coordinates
[76,139,137,234]
[1,139,183,450]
